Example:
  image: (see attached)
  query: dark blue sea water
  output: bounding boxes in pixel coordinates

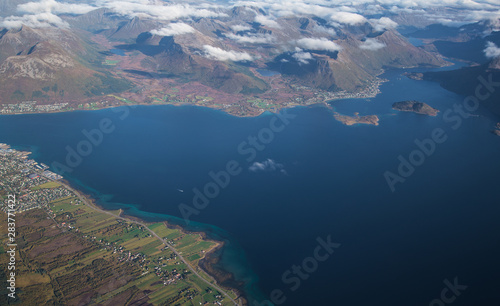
[110,48,126,56]
[1,64,500,305]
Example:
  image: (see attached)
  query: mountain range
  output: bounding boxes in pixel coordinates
[0,0,498,116]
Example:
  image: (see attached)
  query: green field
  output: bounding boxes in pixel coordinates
[108,94,135,104]
[103,59,120,65]
[31,181,61,190]
[0,195,238,305]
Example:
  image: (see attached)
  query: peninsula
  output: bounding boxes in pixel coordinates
[0,144,241,305]
[392,100,439,116]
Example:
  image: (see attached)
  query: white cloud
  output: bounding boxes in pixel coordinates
[0,0,96,29]
[203,45,254,62]
[233,0,500,28]
[468,10,500,24]
[364,4,384,15]
[249,159,286,174]
[314,25,337,36]
[330,11,367,26]
[0,12,69,29]
[3,0,500,33]
[225,32,274,44]
[2,0,500,40]
[255,15,281,28]
[295,37,341,52]
[293,51,314,64]
[150,23,195,36]
[231,24,252,32]
[484,41,500,59]
[485,18,500,33]
[18,0,96,15]
[100,0,226,21]
[360,38,386,51]
[0,0,227,29]
[370,17,398,32]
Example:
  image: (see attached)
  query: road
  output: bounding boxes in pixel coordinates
[58,181,240,306]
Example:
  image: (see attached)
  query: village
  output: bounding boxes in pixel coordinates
[0,143,237,305]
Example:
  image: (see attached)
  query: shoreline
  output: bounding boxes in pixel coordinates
[0,56,457,119]
[161,220,249,305]
[0,102,268,118]
[60,177,248,305]
[0,95,377,119]
[0,76,388,118]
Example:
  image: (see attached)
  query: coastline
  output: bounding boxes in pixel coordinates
[0,102,268,118]
[0,141,244,304]
[0,63,454,303]
[3,54,496,305]
[4,61,448,120]
[0,75,388,118]
[198,247,248,305]
[60,177,247,305]
[0,95,377,119]
[157,219,248,304]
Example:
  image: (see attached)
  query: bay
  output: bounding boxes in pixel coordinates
[1,64,500,305]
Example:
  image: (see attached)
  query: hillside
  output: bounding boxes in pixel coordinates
[0,1,454,115]
[0,26,130,104]
[392,100,439,116]
[424,63,500,116]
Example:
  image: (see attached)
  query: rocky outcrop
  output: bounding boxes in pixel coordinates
[392,100,439,116]
[334,112,379,126]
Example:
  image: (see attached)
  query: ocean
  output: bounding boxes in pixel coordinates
[1,63,500,305]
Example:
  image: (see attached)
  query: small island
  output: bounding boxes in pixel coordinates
[403,72,424,81]
[492,123,500,136]
[334,112,380,126]
[392,100,439,116]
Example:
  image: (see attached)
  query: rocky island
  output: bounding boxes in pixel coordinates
[333,112,380,126]
[492,123,500,136]
[392,100,439,116]
[403,72,424,81]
